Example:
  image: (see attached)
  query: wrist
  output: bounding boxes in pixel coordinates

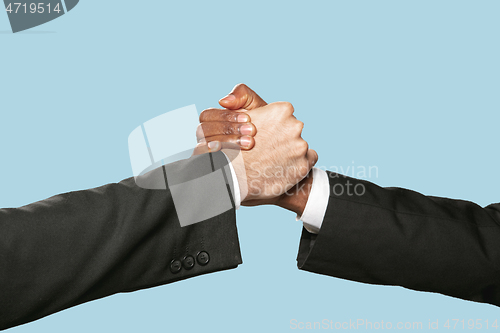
[223,149,248,204]
[276,171,314,215]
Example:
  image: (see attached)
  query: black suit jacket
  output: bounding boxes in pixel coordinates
[0,152,242,330]
[297,171,500,306]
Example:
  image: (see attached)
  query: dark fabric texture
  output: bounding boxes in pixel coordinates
[297,171,500,306]
[0,153,242,330]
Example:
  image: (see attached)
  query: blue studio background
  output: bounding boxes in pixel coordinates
[1,1,499,332]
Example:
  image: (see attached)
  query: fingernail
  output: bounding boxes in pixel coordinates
[239,124,253,135]
[237,114,249,123]
[238,136,252,147]
[208,141,220,151]
[220,94,236,102]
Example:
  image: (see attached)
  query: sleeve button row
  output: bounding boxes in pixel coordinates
[169,251,210,274]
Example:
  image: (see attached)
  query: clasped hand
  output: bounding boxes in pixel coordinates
[194,84,318,215]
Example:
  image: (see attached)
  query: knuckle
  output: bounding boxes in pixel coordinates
[297,140,309,154]
[279,101,294,114]
[229,111,241,123]
[199,109,209,122]
[234,83,248,91]
[223,123,235,135]
[295,120,304,132]
[221,110,233,122]
[199,108,217,122]
[289,120,304,135]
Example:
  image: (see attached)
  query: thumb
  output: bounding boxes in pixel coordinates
[306,149,319,168]
[219,83,268,111]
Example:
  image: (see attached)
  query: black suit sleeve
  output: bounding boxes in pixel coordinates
[297,171,500,306]
[0,152,242,330]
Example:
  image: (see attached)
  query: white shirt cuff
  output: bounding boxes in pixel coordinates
[298,168,330,234]
[222,152,241,210]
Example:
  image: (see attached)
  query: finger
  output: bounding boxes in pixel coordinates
[196,122,257,140]
[192,141,222,156]
[306,149,319,167]
[199,108,251,123]
[204,135,255,150]
[219,83,268,111]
